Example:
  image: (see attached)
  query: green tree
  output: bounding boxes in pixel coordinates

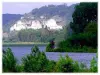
[55,54,80,72]
[22,45,49,72]
[70,2,97,34]
[84,21,97,34]
[3,48,17,72]
[90,57,98,72]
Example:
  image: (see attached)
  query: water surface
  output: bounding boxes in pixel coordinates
[3,45,96,68]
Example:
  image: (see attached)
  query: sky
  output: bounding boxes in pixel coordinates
[3,2,79,14]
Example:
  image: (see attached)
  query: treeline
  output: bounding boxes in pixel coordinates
[4,26,70,43]
[54,2,98,52]
[31,3,76,23]
[3,46,97,72]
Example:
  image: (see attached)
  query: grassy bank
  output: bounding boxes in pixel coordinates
[46,44,97,53]
[3,42,48,46]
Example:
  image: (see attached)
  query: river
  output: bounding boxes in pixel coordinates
[3,45,96,68]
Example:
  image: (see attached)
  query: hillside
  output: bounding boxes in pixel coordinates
[3,14,23,32]
[3,3,77,42]
[3,4,77,32]
[30,4,76,22]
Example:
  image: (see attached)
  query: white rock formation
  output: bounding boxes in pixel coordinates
[27,20,42,29]
[10,17,63,31]
[45,19,62,30]
[10,21,26,31]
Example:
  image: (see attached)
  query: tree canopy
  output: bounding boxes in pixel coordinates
[70,2,97,34]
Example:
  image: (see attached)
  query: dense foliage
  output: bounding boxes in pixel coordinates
[70,2,97,34]
[4,26,69,44]
[22,46,48,72]
[3,48,17,72]
[3,46,97,72]
[59,32,97,48]
[84,21,97,34]
[31,4,76,23]
[51,3,97,52]
[90,56,98,72]
[55,54,87,72]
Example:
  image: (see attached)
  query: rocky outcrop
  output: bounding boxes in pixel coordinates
[10,15,63,31]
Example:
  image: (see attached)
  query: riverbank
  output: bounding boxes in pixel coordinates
[3,42,48,46]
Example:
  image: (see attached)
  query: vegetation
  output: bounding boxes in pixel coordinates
[3,3,75,42]
[3,48,17,72]
[46,46,97,53]
[3,46,97,72]
[70,2,97,34]
[3,26,69,44]
[31,4,76,24]
[55,55,80,72]
[58,32,97,49]
[90,57,98,72]
[3,2,98,73]
[3,3,76,38]
[46,3,97,53]
[22,46,47,72]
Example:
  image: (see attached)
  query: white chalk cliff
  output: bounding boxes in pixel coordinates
[10,15,63,31]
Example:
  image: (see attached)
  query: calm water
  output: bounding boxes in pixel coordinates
[3,45,96,68]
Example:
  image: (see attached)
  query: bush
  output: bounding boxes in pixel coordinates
[55,54,80,72]
[46,43,53,52]
[3,46,97,72]
[45,60,56,72]
[3,48,17,72]
[68,33,97,48]
[84,21,97,34]
[15,64,24,72]
[22,45,49,72]
[58,32,97,52]
[90,57,98,72]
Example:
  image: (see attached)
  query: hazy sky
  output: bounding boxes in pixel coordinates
[3,2,79,14]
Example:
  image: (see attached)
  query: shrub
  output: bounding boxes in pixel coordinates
[79,63,90,72]
[22,45,50,72]
[58,40,71,49]
[46,43,53,52]
[3,48,17,72]
[58,32,97,52]
[3,46,97,72]
[45,60,56,72]
[68,33,97,48]
[90,57,98,72]
[15,64,24,72]
[84,21,97,34]
[55,54,80,72]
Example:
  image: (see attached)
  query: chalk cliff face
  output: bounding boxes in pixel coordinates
[9,4,76,31]
[10,15,63,31]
